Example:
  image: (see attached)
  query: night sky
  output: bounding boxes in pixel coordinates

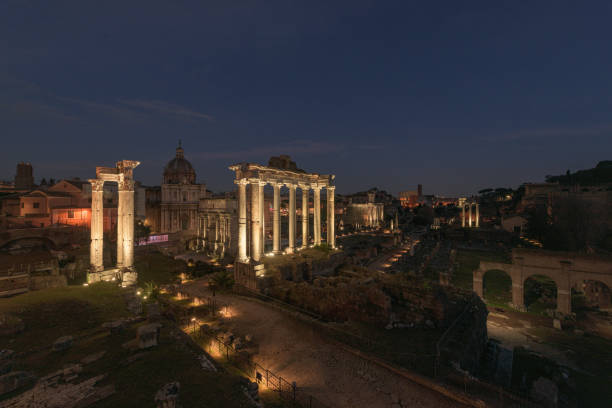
[2,1,612,196]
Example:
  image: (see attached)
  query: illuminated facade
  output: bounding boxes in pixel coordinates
[160,143,207,234]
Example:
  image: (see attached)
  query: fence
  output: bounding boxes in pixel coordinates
[197,330,330,408]
[234,284,439,375]
[234,284,539,407]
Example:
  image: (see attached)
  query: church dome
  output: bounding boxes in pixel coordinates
[163,143,196,184]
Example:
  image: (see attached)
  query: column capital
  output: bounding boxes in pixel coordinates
[89,179,105,191]
[118,179,135,191]
[327,185,336,191]
[311,183,322,191]
[235,178,249,185]
[286,183,297,190]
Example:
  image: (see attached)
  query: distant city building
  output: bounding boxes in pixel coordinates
[160,143,208,233]
[344,191,384,230]
[198,193,238,257]
[14,162,34,191]
[399,185,422,208]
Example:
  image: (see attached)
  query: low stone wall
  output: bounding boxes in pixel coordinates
[29,275,67,291]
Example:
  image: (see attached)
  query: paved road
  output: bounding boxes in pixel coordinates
[183,281,465,408]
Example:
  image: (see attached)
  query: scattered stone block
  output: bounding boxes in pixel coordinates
[553,319,562,330]
[52,336,74,352]
[137,323,162,349]
[244,334,253,342]
[103,319,127,334]
[81,350,107,365]
[197,354,217,372]
[155,381,180,408]
[0,371,35,396]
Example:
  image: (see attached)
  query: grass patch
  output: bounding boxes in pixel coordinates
[483,270,512,306]
[0,282,127,353]
[134,251,187,286]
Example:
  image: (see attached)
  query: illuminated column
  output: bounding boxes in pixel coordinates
[89,179,104,272]
[237,179,248,262]
[475,203,480,228]
[287,184,296,253]
[259,181,265,255]
[118,179,135,270]
[468,203,473,228]
[251,180,262,261]
[461,204,466,227]
[301,186,309,248]
[273,183,281,254]
[327,186,335,248]
[313,185,321,246]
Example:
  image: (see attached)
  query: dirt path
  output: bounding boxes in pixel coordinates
[183,281,465,408]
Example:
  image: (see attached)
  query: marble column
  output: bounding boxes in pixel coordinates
[313,186,321,246]
[475,203,480,228]
[461,204,466,227]
[259,181,265,255]
[468,203,473,227]
[89,179,104,272]
[301,187,309,248]
[273,183,281,254]
[251,180,262,261]
[288,184,296,253]
[237,179,248,262]
[327,186,335,248]
[118,179,135,270]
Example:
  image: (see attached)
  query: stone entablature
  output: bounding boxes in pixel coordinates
[474,248,612,315]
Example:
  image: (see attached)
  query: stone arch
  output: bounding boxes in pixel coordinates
[482,269,513,306]
[523,274,558,314]
[574,279,612,310]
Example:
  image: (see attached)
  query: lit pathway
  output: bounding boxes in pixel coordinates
[182,280,465,408]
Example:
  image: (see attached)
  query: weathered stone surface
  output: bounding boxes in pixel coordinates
[553,318,562,330]
[52,336,73,352]
[81,351,106,365]
[103,319,127,334]
[0,373,114,407]
[155,381,180,408]
[0,371,35,396]
[530,376,558,408]
[137,323,161,349]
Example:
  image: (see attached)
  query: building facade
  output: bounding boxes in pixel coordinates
[160,144,208,234]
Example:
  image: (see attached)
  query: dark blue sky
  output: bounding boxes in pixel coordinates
[2,1,611,195]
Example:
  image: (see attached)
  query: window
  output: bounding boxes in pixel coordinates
[33,202,40,209]
[68,210,74,219]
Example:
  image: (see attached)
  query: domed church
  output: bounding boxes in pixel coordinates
[160,142,207,233]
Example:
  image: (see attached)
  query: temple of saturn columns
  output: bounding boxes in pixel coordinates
[88,160,140,287]
[458,197,479,228]
[229,161,335,289]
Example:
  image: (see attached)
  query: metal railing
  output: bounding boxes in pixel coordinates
[198,330,330,408]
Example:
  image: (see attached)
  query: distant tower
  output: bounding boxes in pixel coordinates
[15,162,34,190]
[417,184,423,197]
